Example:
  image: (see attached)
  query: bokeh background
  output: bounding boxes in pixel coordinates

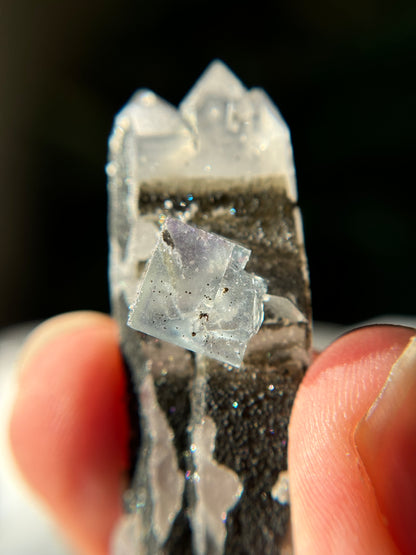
[1,0,415,329]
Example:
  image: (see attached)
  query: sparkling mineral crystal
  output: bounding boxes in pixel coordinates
[128,217,267,367]
[108,60,311,555]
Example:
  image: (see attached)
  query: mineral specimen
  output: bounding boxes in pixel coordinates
[128,216,267,367]
[108,60,311,555]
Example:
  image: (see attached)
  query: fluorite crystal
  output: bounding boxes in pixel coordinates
[108,60,311,555]
[128,217,267,367]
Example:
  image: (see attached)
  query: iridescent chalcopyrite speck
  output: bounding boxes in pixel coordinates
[108,61,311,555]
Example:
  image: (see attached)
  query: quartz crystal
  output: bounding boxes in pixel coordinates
[108,60,311,555]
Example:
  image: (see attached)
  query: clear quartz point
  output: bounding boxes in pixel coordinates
[108,60,311,555]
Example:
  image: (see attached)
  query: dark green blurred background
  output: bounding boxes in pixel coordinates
[1,0,415,328]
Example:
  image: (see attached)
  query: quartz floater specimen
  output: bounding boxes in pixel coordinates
[108,60,311,555]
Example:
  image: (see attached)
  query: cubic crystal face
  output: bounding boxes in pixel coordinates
[128,217,267,367]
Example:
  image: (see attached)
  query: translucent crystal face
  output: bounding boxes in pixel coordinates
[111,60,297,199]
[128,217,267,367]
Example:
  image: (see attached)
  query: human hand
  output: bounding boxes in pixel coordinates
[8,312,416,554]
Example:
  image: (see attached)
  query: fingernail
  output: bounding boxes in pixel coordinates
[355,335,416,555]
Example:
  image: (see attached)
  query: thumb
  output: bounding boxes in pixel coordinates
[289,325,416,555]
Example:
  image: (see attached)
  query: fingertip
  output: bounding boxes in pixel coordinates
[17,311,116,379]
[355,335,416,554]
[9,312,129,555]
[289,325,415,555]
[305,324,415,385]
